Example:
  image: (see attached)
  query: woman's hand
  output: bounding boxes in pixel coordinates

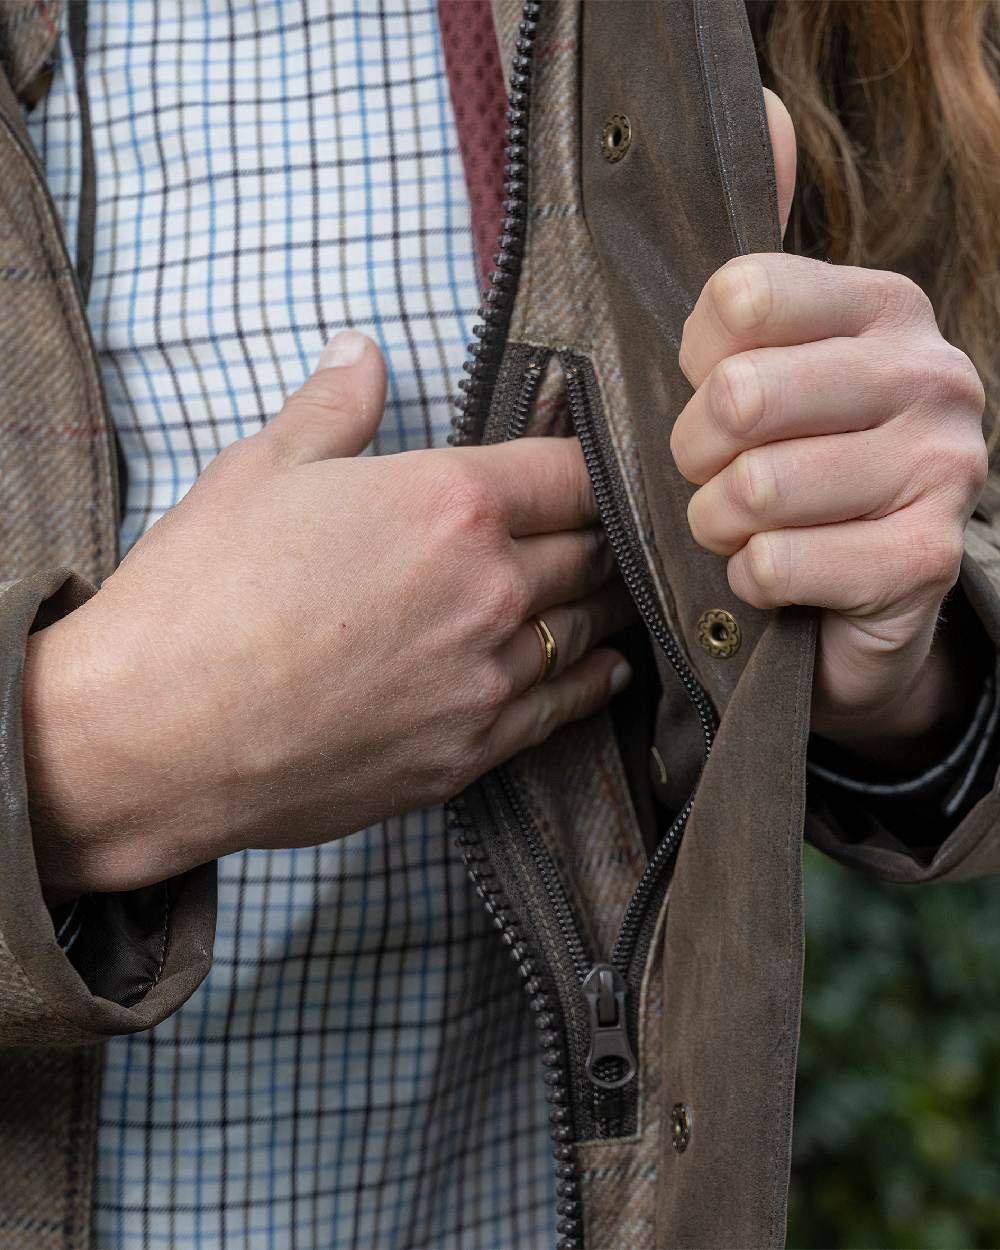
[671,250,988,762]
[24,331,635,902]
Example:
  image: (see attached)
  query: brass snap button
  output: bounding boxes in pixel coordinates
[670,1102,693,1153]
[696,608,741,658]
[601,113,631,162]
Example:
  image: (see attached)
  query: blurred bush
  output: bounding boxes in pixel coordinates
[787,845,1000,1249]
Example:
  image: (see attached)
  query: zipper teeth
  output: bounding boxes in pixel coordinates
[503,352,547,442]
[448,796,584,1250]
[449,3,542,447]
[497,768,591,984]
[448,6,585,1242]
[561,356,719,976]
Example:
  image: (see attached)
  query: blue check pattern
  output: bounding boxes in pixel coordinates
[28,4,554,1247]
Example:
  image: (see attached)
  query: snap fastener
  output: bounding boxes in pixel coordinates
[601,114,631,162]
[696,608,741,658]
[670,1102,693,1153]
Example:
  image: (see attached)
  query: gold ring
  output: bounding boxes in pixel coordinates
[530,616,558,688]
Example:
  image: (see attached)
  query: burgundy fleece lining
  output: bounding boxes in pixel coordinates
[437,0,507,288]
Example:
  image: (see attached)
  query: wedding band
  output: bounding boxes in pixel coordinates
[530,616,558,688]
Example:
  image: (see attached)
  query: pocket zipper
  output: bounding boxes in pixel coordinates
[452,354,719,1164]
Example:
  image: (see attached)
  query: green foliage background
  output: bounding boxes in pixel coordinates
[787,846,1000,1249]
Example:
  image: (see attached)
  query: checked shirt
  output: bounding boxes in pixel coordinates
[28,3,554,1247]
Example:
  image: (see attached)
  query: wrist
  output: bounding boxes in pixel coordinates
[811,599,988,776]
[22,610,178,902]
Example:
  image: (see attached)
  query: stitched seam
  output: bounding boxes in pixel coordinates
[695,0,782,258]
[150,880,171,991]
[60,918,84,953]
[54,896,80,942]
[694,0,742,254]
[735,0,781,250]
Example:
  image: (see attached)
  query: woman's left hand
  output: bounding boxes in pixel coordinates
[670,251,989,764]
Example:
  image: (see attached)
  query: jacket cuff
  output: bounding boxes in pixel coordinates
[808,656,999,825]
[0,569,216,1045]
[806,528,1000,884]
[50,886,181,1007]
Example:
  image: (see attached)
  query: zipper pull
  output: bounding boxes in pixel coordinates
[582,963,638,1090]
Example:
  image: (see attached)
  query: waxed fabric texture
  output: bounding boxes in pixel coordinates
[487,2,1000,1246]
[0,65,116,589]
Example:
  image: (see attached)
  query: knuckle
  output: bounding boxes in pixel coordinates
[709,257,773,340]
[686,489,712,550]
[935,431,990,498]
[732,447,778,520]
[743,531,790,603]
[435,464,505,541]
[910,527,964,593]
[936,345,987,416]
[293,369,354,417]
[709,354,767,442]
[558,448,598,525]
[894,352,953,408]
[477,660,516,715]
[488,562,531,629]
[866,269,933,328]
[670,418,697,481]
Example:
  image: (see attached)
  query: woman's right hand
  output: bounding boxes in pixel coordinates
[24,331,635,902]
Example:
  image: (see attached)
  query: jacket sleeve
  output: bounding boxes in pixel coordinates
[0,569,216,1046]
[806,510,1000,885]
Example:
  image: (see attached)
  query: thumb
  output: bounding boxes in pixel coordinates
[763,88,796,241]
[264,330,387,464]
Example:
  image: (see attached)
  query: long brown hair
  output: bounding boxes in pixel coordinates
[748,0,1000,453]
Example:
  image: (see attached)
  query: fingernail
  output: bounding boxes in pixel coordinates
[610,659,633,696]
[318,329,369,370]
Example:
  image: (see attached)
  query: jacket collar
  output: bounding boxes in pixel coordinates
[0,0,63,103]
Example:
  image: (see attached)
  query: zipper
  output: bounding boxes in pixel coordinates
[448,791,586,1250]
[485,357,720,1122]
[446,1,719,1242]
[498,768,590,984]
[502,351,546,442]
[562,353,719,989]
[449,349,720,1239]
[447,6,589,1244]
[450,3,541,448]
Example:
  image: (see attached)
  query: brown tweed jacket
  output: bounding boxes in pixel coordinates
[2,2,999,1247]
